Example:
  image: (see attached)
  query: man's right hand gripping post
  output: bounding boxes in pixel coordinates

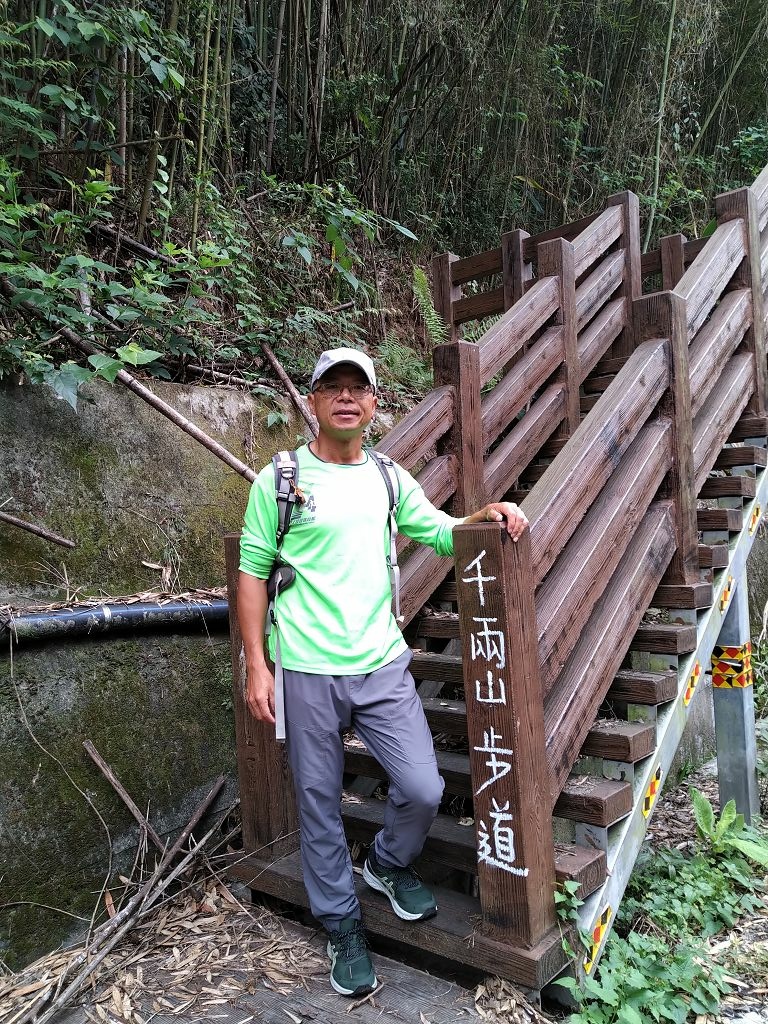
[237,572,276,725]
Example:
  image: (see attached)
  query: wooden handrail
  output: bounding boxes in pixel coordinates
[523,337,670,585]
[578,298,625,380]
[692,352,755,491]
[376,386,453,470]
[483,385,566,499]
[575,250,625,332]
[689,289,752,417]
[753,163,768,234]
[478,275,559,385]
[674,219,746,338]
[572,205,623,279]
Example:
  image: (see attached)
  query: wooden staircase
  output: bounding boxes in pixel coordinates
[225,162,768,993]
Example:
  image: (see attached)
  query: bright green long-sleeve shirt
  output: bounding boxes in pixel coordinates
[239,444,461,673]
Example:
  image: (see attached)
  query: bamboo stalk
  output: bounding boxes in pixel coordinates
[0,511,76,549]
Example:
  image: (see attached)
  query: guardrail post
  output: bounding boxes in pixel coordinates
[633,292,698,585]
[538,237,579,435]
[659,233,687,290]
[712,578,760,821]
[225,534,299,856]
[433,339,484,515]
[432,252,461,345]
[502,229,532,307]
[453,523,557,947]
[606,191,642,357]
[715,186,768,416]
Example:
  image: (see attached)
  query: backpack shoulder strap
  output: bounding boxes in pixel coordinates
[369,450,403,621]
[369,450,400,514]
[272,450,299,547]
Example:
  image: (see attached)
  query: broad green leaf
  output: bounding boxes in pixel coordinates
[728,837,768,866]
[297,245,312,264]
[167,67,185,89]
[150,59,167,84]
[87,354,124,383]
[690,787,715,838]
[76,20,104,40]
[388,218,418,241]
[35,16,56,36]
[116,342,164,366]
[617,1006,644,1024]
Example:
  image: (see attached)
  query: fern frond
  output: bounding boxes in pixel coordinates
[412,266,447,346]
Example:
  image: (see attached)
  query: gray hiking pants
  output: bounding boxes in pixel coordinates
[283,649,444,927]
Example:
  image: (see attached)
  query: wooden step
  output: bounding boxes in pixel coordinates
[608,669,678,704]
[344,741,472,796]
[339,795,607,899]
[697,508,743,532]
[228,850,570,989]
[412,613,460,639]
[580,720,656,762]
[554,777,633,827]
[729,415,768,441]
[410,650,463,685]
[699,476,756,499]
[715,445,767,469]
[630,623,697,654]
[421,696,467,734]
[653,581,713,608]
[699,543,729,568]
[433,581,459,602]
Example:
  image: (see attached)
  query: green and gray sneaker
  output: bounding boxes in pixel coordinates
[362,850,438,921]
[326,917,377,997]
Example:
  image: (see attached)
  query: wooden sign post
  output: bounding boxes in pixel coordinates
[453,523,557,948]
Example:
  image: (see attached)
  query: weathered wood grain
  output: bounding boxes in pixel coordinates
[692,352,754,491]
[344,740,472,796]
[554,778,633,826]
[631,623,697,653]
[522,209,601,262]
[544,502,675,797]
[484,384,566,499]
[399,545,455,627]
[503,229,533,307]
[699,475,756,498]
[416,454,458,509]
[225,535,298,856]
[660,233,687,290]
[689,288,751,418]
[434,340,484,515]
[715,445,767,469]
[452,285,505,325]
[421,695,467,734]
[432,252,461,344]
[653,581,713,608]
[539,237,579,433]
[699,543,729,568]
[523,338,669,585]
[553,843,607,899]
[697,508,743,531]
[480,326,563,449]
[454,524,557,947]
[229,850,570,989]
[478,274,560,385]
[675,219,746,339]
[635,292,698,586]
[641,248,662,276]
[729,414,768,440]
[575,250,625,332]
[715,186,768,416]
[753,163,768,234]
[581,720,656,762]
[409,649,463,685]
[451,246,502,286]
[607,192,641,358]
[376,385,454,470]
[608,669,679,704]
[572,205,624,279]
[578,297,626,380]
[536,420,671,695]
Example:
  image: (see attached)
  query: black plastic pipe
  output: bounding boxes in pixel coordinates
[1,600,230,646]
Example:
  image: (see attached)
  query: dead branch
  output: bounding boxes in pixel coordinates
[83,740,165,853]
[0,276,257,483]
[0,511,76,549]
[260,341,318,437]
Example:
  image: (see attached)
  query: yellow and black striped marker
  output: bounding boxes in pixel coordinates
[720,575,735,612]
[642,765,662,819]
[749,505,762,536]
[712,642,753,689]
[683,662,701,707]
[584,905,612,974]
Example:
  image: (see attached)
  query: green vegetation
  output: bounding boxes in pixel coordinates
[0,1,766,410]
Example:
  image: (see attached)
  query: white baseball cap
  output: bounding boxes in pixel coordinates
[311,347,377,392]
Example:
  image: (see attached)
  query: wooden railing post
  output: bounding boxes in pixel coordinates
[660,233,687,290]
[225,534,298,856]
[453,524,557,947]
[715,186,768,416]
[606,191,642,357]
[434,339,484,515]
[537,236,578,435]
[632,293,698,586]
[431,252,461,345]
[502,229,532,308]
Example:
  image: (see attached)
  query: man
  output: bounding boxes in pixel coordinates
[237,347,527,997]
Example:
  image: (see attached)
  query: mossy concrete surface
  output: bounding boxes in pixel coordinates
[0,633,234,969]
[0,378,302,967]
[0,377,301,603]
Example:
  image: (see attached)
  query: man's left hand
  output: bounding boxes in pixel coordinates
[466,502,529,541]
